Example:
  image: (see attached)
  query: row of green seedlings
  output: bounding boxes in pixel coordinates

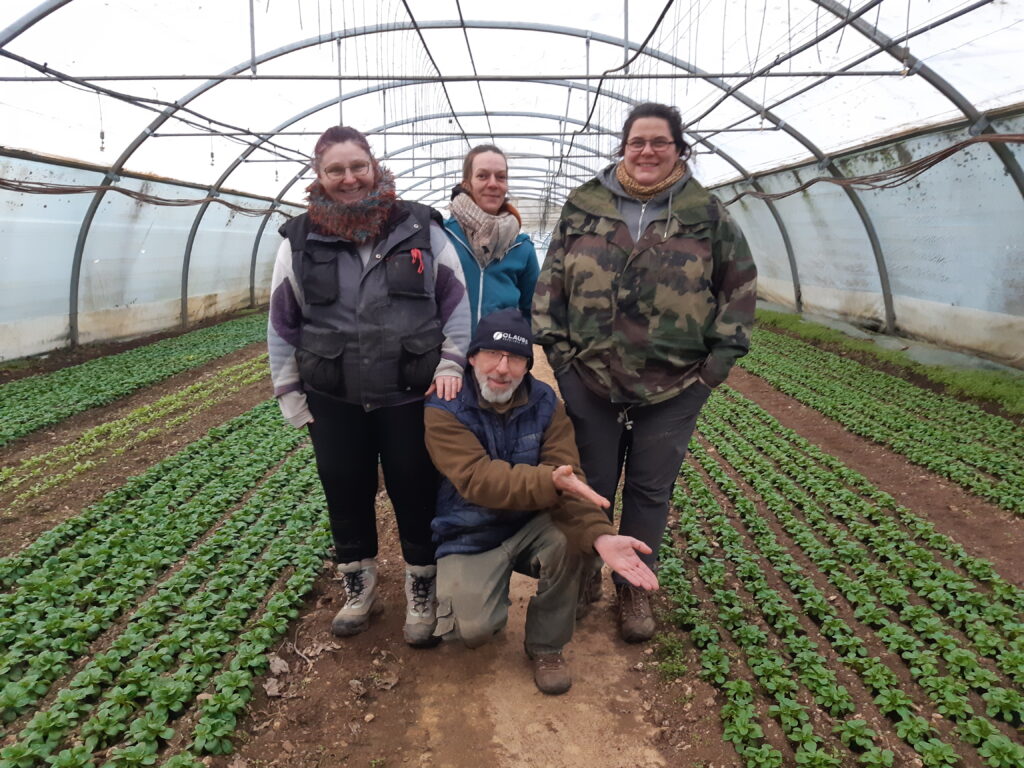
[0,400,304,729]
[0,355,269,509]
[688,395,1024,765]
[661,494,898,768]
[700,393,1024,717]
[0,444,329,767]
[702,391,1024,689]
[746,329,1024,464]
[739,329,1024,513]
[707,388,1022,616]
[0,312,267,448]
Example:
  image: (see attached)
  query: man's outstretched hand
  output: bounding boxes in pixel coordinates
[593,534,659,591]
[551,464,610,509]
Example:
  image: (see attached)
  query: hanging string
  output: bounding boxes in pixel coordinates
[96,93,105,152]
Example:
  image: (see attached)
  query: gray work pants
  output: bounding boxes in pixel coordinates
[557,366,711,585]
[433,513,581,656]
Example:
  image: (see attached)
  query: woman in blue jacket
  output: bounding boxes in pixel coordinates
[445,145,540,333]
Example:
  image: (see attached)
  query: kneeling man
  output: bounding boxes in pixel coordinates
[424,308,657,694]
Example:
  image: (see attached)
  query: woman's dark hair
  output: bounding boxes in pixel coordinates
[312,126,373,172]
[616,103,691,162]
[461,144,508,185]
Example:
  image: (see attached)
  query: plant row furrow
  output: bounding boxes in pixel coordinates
[0,355,268,506]
[739,331,1024,513]
[703,392,1024,647]
[711,389,1024,615]
[0,313,267,448]
[748,330,1023,457]
[674,442,1023,767]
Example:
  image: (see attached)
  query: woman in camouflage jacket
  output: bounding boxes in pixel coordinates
[532,102,757,643]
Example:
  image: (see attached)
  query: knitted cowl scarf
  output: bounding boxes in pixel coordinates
[449,185,522,270]
[305,165,397,243]
[615,159,686,202]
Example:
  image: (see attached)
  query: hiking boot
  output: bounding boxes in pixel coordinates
[528,651,572,695]
[616,583,656,643]
[575,563,603,621]
[403,564,440,648]
[331,559,380,637]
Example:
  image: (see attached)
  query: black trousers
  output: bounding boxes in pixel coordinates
[556,367,711,584]
[306,391,438,566]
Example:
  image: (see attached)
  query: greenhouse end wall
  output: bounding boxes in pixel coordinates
[0,152,298,361]
[716,110,1024,369]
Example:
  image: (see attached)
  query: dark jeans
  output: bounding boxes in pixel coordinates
[306,391,438,566]
[556,367,711,584]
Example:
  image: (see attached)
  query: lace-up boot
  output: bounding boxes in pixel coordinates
[332,559,380,637]
[616,583,656,643]
[403,564,440,648]
[526,650,572,695]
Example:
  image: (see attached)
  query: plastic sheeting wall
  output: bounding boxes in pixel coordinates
[715,111,1024,369]
[0,154,298,360]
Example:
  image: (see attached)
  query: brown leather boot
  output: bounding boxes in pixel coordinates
[616,583,656,643]
[528,651,572,695]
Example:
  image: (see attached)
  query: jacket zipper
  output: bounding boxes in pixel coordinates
[636,202,648,240]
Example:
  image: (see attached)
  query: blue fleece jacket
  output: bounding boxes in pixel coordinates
[444,216,540,333]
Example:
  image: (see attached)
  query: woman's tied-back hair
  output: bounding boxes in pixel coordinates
[616,103,691,163]
[461,144,508,185]
[312,126,374,173]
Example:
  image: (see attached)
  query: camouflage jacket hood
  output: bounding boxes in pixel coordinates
[531,173,757,404]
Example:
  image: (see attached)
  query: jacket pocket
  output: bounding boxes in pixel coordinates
[296,329,346,395]
[399,324,444,390]
[386,249,431,297]
[434,596,455,638]
[302,250,339,305]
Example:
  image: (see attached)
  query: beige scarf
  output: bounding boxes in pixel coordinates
[450,191,522,269]
[615,160,686,201]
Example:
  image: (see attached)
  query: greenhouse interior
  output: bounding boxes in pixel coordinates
[1,1,1022,767]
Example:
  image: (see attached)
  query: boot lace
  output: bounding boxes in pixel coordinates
[409,574,433,613]
[534,652,565,671]
[343,570,366,599]
[622,585,651,618]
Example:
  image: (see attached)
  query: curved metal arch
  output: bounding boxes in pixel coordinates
[250,88,801,309]
[0,0,73,46]
[177,79,623,328]
[468,20,888,329]
[59,19,817,338]
[811,0,1024,201]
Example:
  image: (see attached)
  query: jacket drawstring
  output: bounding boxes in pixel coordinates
[617,406,634,431]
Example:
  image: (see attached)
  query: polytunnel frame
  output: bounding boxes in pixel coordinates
[236,84,800,315]
[8,11,1017,340]
[2,15,831,341]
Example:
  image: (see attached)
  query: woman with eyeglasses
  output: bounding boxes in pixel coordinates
[268,126,471,647]
[444,144,539,333]
[532,103,757,642]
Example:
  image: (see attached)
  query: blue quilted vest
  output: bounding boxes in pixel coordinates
[426,374,558,557]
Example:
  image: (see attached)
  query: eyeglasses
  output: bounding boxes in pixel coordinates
[322,162,372,179]
[475,349,529,369]
[625,138,675,152]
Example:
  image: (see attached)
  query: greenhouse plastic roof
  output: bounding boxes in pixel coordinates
[2,0,1023,230]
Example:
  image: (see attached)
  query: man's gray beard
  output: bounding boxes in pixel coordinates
[474,367,523,404]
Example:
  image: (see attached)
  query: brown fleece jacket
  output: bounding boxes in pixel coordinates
[424,378,616,554]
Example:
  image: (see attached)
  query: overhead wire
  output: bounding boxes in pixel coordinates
[693,0,995,151]
[541,0,678,220]
[456,0,495,142]
[398,0,472,151]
